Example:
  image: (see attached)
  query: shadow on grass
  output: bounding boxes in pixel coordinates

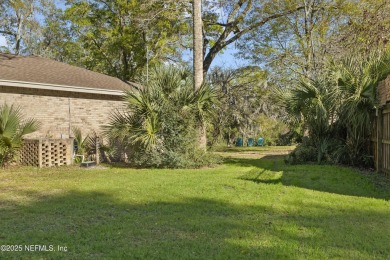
[0,190,389,258]
[103,162,140,169]
[224,156,390,200]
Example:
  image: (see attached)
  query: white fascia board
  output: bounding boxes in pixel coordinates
[0,79,125,96]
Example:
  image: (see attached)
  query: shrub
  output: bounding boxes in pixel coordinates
[72,127,117,163]
[106,65,219,168]
[285,143,317,165]
[278,50,390,168]
[285,137,317,164]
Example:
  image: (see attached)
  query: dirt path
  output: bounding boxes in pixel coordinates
[214,146,294,159]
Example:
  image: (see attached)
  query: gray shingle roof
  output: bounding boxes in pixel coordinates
[0,53,131,92]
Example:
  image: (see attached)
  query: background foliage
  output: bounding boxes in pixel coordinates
[2,0,390,167]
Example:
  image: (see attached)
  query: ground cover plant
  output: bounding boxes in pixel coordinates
[0,148,389,259]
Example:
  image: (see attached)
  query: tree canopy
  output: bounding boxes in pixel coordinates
[2,0,387,82]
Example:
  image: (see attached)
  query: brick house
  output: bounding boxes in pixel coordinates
[0,53,131,139]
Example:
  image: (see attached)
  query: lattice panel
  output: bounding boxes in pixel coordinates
[20,140,40,166]
[20,139,73,168]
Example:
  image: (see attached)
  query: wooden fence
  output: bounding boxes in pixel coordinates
[373,104,390,176]
[20,138,74,168]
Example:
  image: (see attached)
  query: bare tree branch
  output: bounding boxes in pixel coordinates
[203,6,304,74]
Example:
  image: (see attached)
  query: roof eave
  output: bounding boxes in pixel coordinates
[0,79,125,96]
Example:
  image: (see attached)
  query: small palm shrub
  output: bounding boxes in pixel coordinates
[280,50,390,167]
[106,65,220,168]
[332,51,390,166]
[72,127,116,163]
[0,103,39,167]
[72,127,88,162]
[277,76,336,164]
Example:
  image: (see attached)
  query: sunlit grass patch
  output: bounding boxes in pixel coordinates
[0,148,389,259]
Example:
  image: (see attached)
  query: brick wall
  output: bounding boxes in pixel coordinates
[378,75,390,106]
[0,86,126,139]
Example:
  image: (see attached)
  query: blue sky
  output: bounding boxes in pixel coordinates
[207,46,249,69]
[183,45,248,70]
[0,35,6,46]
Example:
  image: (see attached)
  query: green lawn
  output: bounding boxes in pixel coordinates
[0,149,389,259]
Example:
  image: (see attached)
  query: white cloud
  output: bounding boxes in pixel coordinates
[0,35,7,46]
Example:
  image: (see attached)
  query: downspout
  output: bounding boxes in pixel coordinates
[68,97,71,137]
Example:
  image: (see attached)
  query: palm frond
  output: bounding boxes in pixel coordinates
[0,103,39,167]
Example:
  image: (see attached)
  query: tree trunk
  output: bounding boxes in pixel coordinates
[193,0,203,91]
[193,0,207,150]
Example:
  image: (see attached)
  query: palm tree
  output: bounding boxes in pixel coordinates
[276,77,336,162]
[278,50,390,166]
[333,50,390,164]
[106,65,217,167]
[193,0,203,91]
[193,0,206,149]
[0,104,39,167]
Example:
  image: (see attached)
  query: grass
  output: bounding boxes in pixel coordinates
[0,148,389,259]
